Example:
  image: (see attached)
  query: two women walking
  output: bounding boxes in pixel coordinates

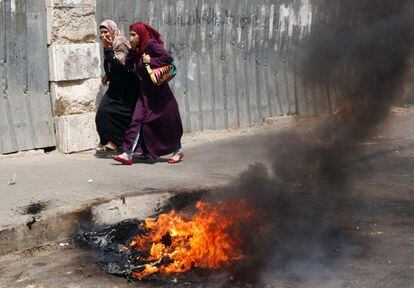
[96,19,184,165]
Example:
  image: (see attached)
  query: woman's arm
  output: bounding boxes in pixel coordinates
[147,40,174,67]
[104,47,123,69]
[102,58,110,85]
[125,50,139,71]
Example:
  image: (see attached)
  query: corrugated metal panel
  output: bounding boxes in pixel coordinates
[0,0,55,154]
[96,0,331,132]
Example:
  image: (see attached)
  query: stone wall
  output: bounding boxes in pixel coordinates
[47,0,102,153]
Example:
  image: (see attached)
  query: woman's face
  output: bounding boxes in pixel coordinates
[129,31,139,50]
[100,27,111,41]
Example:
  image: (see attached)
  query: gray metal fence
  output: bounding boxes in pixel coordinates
[0,0,55,154]
[96,0,332,133]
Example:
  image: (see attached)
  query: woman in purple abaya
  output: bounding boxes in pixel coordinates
[112,21,184,165]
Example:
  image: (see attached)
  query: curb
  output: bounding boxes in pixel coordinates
[0,191,193,256]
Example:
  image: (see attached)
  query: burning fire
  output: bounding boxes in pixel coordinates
[129,200,252,279]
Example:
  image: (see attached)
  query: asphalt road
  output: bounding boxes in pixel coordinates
[0,109,413,288]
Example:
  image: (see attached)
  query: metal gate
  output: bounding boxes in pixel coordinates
[0,0,55,154]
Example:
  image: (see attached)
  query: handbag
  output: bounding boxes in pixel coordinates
[145,63,177,86]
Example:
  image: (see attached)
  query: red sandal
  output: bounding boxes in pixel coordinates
[111,154,133,165]
[168,152,184,164]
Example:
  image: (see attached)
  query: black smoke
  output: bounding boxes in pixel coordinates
[207,0,414,285]
[78,1,414,286]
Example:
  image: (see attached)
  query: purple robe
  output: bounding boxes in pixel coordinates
[122,40,183,158]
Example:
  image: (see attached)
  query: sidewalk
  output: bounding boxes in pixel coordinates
[0,116,302,255]
[0,108,412,256]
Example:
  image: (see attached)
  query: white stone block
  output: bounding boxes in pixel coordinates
[51,5,97,44]
[92,193,172,226]
[55,113,99,153]
[49,43,101,81]
[50,78,103,115]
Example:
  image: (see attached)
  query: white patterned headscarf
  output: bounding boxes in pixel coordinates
[100,19,130,65]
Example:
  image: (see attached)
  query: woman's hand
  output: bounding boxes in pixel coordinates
[101,75,109,86]
[130,42,137,51]
[142,53,151,64]
[101,34,113,49]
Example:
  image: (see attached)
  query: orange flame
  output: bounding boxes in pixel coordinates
[129,200,251,279]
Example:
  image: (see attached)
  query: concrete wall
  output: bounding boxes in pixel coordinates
[47,0,102,153]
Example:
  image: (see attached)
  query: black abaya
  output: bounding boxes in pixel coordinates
[95,48,139,147]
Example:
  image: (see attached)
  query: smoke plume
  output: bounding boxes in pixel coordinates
[206,0,414,285]
[76,2,414,286]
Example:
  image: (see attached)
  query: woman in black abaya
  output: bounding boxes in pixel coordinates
[95,20,139,153]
